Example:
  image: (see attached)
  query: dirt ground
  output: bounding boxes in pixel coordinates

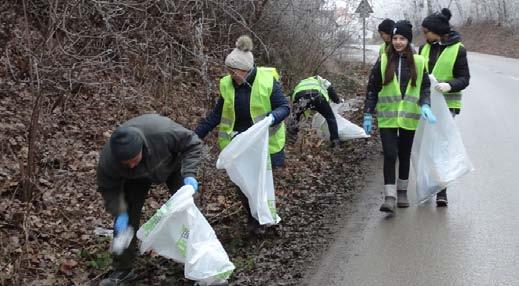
[0,56,381,285]
[458,23,519,59]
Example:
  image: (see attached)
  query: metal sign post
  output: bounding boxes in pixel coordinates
[355,0,373,66]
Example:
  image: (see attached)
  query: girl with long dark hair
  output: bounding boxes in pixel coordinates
[363,20,437,214]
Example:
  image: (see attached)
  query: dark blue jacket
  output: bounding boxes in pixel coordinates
[195,67,290,166]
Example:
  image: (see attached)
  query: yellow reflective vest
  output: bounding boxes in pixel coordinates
[376,54,426,130]
[218,67,286,154]
[420,43,463,109]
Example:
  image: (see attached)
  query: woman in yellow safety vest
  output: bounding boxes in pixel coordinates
[363,20,437,214]
[420,8,471,207]
[195,35,290,234]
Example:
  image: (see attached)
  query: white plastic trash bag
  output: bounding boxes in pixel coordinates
[312,103,369,140]
[136,186,235,284]
[216,117,281,225]
[411,75,474,203]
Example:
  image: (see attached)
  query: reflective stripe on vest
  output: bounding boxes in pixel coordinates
[292,76,330,102]
[420,42,463,109]
[377,111,422,120]
[377,54,425,131]
[377,95,419,104]
[218,67,286,154]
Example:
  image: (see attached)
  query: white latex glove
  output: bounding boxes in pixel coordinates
[111,227,134,255]
[267,114,276,126]
[435,82,452,93]
[316,75,331,89]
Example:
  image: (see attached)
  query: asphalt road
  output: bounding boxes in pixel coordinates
[305,51,519,286]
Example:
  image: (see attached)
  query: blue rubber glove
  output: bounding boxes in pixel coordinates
[114,212,129,236]
[363,113,373,135]
[421,104,437,124]
[184,176,199,193]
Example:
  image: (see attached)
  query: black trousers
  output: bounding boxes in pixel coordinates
[379,128,415,185]
[288,92,339,141]
[112,170,183,270]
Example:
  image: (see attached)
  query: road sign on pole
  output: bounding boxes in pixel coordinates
[355,0,373,14]
[355,0,373,66]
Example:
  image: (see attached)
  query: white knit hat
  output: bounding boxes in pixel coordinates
[225,35,254,71]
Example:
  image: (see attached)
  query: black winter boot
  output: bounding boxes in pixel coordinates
[246,218,266,237]
[436,189,448,207]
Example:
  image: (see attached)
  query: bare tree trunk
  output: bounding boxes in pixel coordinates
[426,0,433,15]
[474,0,480,19]
[497,0,503,26]
[454,0,464,20]
[20,0,41,202]
[502,0,508,25]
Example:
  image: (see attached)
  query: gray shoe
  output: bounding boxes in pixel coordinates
[380,196,396,213]
[397,190,409,208]
[436,189,448,207]
[380,185,396,213]
[99,270,136,286]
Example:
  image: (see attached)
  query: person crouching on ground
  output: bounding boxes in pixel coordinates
[287,75,342,148]
[97,114,202,286]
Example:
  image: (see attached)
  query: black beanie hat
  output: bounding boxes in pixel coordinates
[422,8,452,35]
[378,18,395,34]
[109,126,143,161]
[392,20,413,42]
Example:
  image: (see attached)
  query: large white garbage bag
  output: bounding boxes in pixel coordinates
[312,103,369,140]
[136,186,234,284]
[411,75,474,203]
[216,117,281,225]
